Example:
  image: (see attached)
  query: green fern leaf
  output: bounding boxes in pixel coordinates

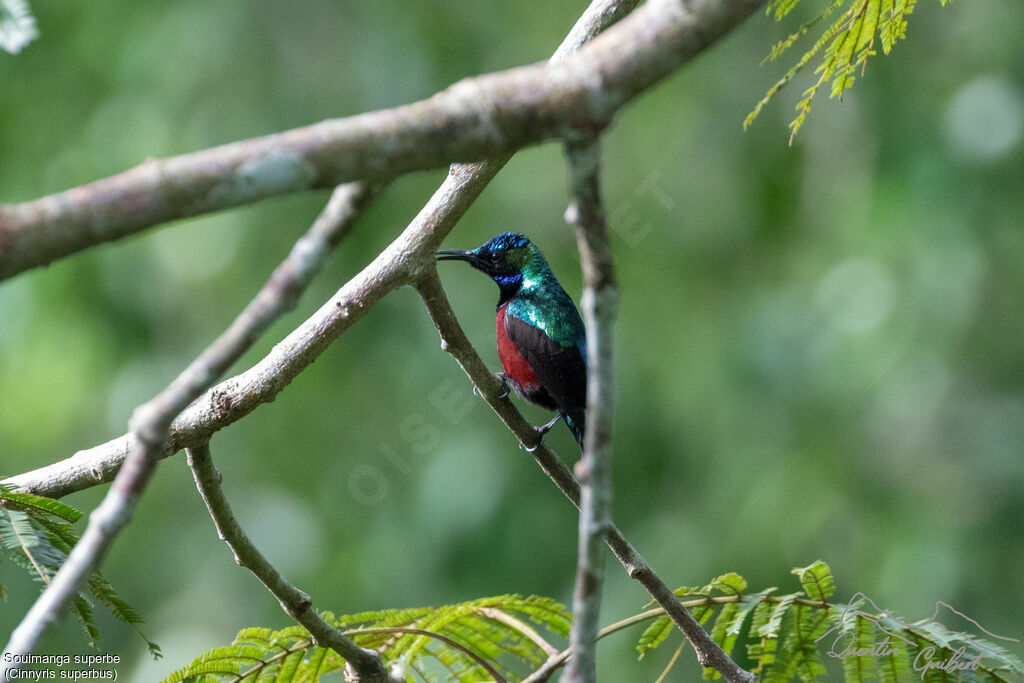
[709,572,748,595]
[745,3,855,131]
[0,485,82,523]
[775,602,834,681]
[749,0,946,140]
[71,595,100,648]
[766,0,847,63]
[0,508,61,581]
[839,615,877,681]
[455,614,545,664]
[637,616,674,659]
[763,593,801,638]
[271,649,305,683]
[747,600,776,673]
[502,594,572,638]
[768,0,804,20]
[793,560,835,602]
[290,646,337,683]
[703,602,741,680]
[87,572,162,658]
[749,593,799,676]
[1,486,157,656]
[876,629,912,682]
[172,595,572,682]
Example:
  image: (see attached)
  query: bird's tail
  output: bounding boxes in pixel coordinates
[565,411,585,450]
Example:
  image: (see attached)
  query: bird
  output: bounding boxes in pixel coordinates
[437,232,587,447]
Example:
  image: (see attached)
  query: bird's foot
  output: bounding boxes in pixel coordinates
[472,372,510,399]
[533,412,566,442]
[494,372,510,399]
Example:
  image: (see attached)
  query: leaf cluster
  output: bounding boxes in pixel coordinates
[0,484,160,658]
[162,594,571,683]
[637,561,1023,682]
[746,0,953,142]
[168,561,1023,682]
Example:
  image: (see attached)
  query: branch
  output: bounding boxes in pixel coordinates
[3,0,658,502]
[0,181,384,672]
[414,272,754,682]
[0,0,765,282]
[186,443,397,683]
[563,139,616,683]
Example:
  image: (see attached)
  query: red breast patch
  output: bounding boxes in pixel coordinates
[496,304,541,394]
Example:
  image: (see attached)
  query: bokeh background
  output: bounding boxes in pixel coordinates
[1,0,1022,680]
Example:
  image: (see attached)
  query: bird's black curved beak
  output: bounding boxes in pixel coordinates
[436,249,477,264]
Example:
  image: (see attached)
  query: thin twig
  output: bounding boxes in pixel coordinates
[186,443,397,683]
[1,181,385,676]
[0,0,765,282]
[655,640,688,682]
[562,139,616,683]
[415,272,753,682]
[477,608,560,658]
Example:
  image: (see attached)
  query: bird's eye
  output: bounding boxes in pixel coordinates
[489,252,501,262]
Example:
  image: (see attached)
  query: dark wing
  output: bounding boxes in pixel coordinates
[504,313,587,425]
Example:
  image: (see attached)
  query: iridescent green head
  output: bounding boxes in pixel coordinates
[437,232,551,299]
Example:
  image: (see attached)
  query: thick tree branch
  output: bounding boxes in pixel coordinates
[0,0,764,282]
[4,0,658,502]
[186,443,397,683]
[415,272,753,682]
[562,140,616,683]
[1,181,384,672]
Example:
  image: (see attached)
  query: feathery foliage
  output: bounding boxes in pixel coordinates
[162,594,571,683]
[169,562,1023,681]
[637,561,1023,682]
[0,484,160,658]
[746,0,953,142]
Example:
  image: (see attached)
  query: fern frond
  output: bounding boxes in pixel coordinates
[748,593,799,673]
[792,560,835,602]
[169,595,571,683]
[703,602,741,680]
[709,572,748,595]
[71,595,99,648]
[768,0,807,20]
[839,615,877,681]
[749,0,947,141]
[637,616,675,659]
[501,594,573,638]
[745,2,856,131]
[0,486,158,656]
[171,573,1023,683]
[0,486,82,522]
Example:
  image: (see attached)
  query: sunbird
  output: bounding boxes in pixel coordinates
[438,232,587,447]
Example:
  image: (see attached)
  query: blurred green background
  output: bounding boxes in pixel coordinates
[1,0,1022,680]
